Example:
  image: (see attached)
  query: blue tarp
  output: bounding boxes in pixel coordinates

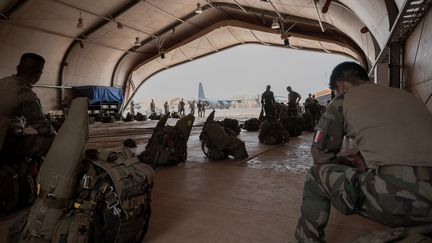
[73,86,123,105]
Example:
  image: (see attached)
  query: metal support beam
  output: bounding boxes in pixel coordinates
[0,0,29,20]
[389,41,402,88]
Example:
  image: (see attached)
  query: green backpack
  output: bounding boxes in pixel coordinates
[51,148,154,243]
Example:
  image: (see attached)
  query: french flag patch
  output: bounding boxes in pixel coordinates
[314,129,324,143]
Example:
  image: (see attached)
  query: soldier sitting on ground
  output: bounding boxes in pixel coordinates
[295,62,432,242]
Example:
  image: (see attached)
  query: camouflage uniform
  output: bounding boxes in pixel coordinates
[288,90,301,116]
[0,75,55,158]
[261,90,276,119]
[296,83,432,243]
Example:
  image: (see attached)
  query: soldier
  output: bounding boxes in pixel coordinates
[287,86,301,116]
[189,99,195,115]
[179,98,185,116]
[164,101,169,115]
[197,100,203,117]
[261,85,276,119]
[295,62,432,242]
[0,53,56,217]
[304,93,313,106]
[130,100,136,116]
[150,99,156,113]
[0,53,56,159]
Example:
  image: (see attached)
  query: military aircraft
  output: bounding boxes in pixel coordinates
[198,82,232,109]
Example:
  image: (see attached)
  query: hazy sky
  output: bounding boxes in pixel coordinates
[134,44,352,103]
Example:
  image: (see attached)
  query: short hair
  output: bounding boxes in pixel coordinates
[19,53,45,66]
[329,62,369,91]
[266,85,271,89]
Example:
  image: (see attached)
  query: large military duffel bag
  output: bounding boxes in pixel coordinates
[51,148,154,243]
[258,119,290,145]
[201,123,248,160]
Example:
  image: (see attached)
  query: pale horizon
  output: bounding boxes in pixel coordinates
[133,44,353,107]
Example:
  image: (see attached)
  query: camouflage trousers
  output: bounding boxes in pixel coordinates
[295,164,432,243]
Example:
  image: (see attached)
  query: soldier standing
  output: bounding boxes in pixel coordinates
[150,99,156,113]
[287,86,301,116]
[189,99,195,115]
[197,100,203,117]
[295,62,432,242]
[130,100,136,116]
[179,98,185,116]
[164,101,169,115]
[261,85,276,119]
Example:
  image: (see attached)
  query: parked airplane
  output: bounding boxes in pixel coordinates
[198,82,232,109]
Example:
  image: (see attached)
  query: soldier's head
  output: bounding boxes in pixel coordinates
[308,93,312,98]
[287,86,292,92]
[312,95,315,98]
[17,53,45,85]
[329,62,370,95]
[266,85,271,91]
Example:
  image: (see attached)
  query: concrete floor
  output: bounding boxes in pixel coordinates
[87,119,387,243]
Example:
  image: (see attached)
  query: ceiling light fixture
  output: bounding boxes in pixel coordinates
[195,3,203,14]
[76,12,85,29]
[271,19,280,29]
[117,22,124,29]
[281,32,290,46]
[134,37,141,46]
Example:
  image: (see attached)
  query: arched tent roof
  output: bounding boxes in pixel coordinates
[0,0,414,110]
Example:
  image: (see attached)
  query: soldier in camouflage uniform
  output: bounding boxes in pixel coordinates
[295,62,432,242]
[0,53,56,159]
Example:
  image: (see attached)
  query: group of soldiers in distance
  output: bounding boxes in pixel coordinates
[256,85,326,144]
[169,98,206,118]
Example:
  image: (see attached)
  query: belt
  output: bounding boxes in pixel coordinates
[378,165,432,182]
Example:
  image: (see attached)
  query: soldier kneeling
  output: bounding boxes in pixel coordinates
[295,62,432,243]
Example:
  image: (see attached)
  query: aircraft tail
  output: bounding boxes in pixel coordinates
[198,82,206,100]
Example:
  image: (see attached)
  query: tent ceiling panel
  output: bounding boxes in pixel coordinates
[339,0,389,48]
[322,4,377,62]
[63,44,124,87]
[0,0,17,13]
[0,24,69,85]
[55,0,127,16]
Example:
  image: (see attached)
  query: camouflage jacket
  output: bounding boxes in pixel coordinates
[0,75,54,136]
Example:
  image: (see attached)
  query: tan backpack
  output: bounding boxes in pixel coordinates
[51,148,154,243]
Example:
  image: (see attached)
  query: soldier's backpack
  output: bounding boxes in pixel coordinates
[51,148,154,243]
[221,118,241,135]
[258,119,289,145]
[135,112,147,121]
[200,111,248,161]
[139,114,194,168]
[122,113,134,122]
[242,118,261,131]
[0,158,37,218]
